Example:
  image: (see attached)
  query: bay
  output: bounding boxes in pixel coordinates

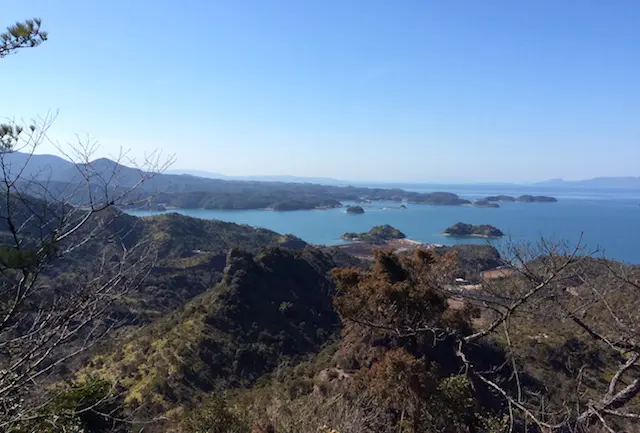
[127,185,640,264]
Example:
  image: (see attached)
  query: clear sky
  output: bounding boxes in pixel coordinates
[2,0,640,182]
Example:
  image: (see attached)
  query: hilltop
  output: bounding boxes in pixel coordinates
[442,222,504,238]
[341,224,406,243]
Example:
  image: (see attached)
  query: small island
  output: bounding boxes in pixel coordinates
[484,195,516,202]
[516,195,558,203]
[472,200,500,208]
[342,224,406,243]
[345,205,365,214]
[442,222,504,238]
[408,192,471,206]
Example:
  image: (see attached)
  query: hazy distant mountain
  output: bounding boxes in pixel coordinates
[535,177,640,189]
[167,169,347,185]
[1,152,74,180]
[1,152,154,188]
[166,169,226,179]
[2,153,348,190]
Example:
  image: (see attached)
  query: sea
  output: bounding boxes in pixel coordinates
[127,184,640,264]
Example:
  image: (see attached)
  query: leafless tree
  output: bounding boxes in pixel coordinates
[452,238,640,432]
[1,16,174,430]
[0,115,173,429]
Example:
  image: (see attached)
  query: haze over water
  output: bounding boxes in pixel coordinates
[129,185,640,264]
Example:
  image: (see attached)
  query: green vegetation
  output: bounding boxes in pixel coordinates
[141,212,282,258]
[407,191,471,206]
[484,195,516,202]
[341,224,406,243]
[442,222,504,238]
[4,14,638,433]
[516,194,558,202]
[182,396,250,433]
[10,377,125,433]
[472,200,500,208]
[8,196,640,432]
[82,247,347,413]
[0,18,47,58]
[345,205,365,214]
[5,151,509,211]
[272,198,342,211]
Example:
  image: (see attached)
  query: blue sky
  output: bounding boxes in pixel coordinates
[2,0,640,182]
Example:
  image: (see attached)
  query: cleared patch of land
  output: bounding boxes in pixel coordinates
[336,238,437,261]
[481,267,516,280]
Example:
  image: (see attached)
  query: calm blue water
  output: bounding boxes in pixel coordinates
[128,186,640,264]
